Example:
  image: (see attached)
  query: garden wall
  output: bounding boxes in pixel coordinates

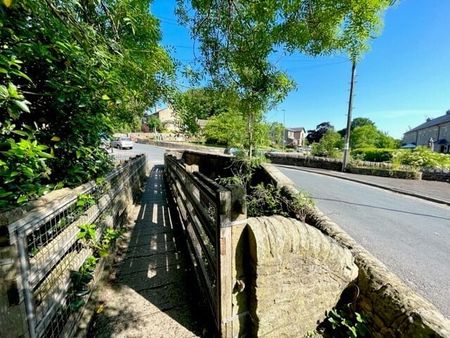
[422,168,450,182]
[261,163,450,337]
[266,152,430,181]
[135,137,226,154]
[0,155,148,338]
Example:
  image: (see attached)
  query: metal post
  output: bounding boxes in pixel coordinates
[342,60,356,172]
[17,233,37,338]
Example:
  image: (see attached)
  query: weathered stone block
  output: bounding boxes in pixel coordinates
[247,216,358,337]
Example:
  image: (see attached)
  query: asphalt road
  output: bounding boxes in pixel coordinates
[110,142,166,163]
[278,166,450,318]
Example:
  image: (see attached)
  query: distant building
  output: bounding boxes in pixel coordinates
[285,127,306,147]
[149,106,179,133]
[403,110,450,153]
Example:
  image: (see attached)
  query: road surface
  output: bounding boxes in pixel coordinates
[278,165,450,318]
[110,142,165,162]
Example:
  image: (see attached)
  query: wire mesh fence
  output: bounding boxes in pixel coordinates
[8,154,146,338]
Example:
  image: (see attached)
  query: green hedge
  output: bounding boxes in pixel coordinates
[351,148,396,162]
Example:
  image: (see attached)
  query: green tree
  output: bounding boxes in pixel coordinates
[311,130,344,158]
[338,117,376,136]
[146,116,164,133]
[350,125,399,149]
[377,132,400,149]
[178,0,394,154]
[0,0,173,209]
[269,122,285,147]
[203,110,269,148]
[173,87,240,135]
[351,125,381,148]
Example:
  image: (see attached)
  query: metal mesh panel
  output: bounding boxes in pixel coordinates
[10,155,146,338]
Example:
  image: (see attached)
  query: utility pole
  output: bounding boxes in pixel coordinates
[283,109,286,152]
[342,60,356,172]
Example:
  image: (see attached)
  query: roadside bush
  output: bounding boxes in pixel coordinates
[247,183,313,220]
[393,147,450,169]
[351,148,395,162]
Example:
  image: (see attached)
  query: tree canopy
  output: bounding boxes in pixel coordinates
[306,122,334,144]
[177,0,394,151]
[172,87,240,135]
[0,0,173,209]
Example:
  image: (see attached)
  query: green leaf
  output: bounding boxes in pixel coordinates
[17,195,28,204]
[101,94,110,100]
[0,190,13,198]
[7,83,19,97]
[12,129,28,137]
[51,136,61,142]
[22,167,34,177]
[13,100,30,113]
[0,85,9,99]
[37,151,54,159]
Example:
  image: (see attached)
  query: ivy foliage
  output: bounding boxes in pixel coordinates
[0,0,173,210]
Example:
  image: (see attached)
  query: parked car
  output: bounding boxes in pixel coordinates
[111,137,133,149]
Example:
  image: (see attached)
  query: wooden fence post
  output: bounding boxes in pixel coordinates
[217,188,233,338]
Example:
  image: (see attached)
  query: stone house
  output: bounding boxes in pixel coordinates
[149,106,180,133]
[403,110,450,153]
[285,127,306,147]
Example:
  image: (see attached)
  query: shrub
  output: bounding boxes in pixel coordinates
[351,148,395,162]
[247,183,313,219]
[393,147,450,169]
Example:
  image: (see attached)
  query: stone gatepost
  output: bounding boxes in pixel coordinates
[245,215,358,337]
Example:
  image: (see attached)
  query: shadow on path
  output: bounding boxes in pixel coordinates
[88,165,207,338]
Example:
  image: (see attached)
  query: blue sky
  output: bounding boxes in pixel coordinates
[151,0,450,139]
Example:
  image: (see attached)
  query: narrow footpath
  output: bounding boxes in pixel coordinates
[88,165,204,338]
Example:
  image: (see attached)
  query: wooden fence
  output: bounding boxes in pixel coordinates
[165,153,247,337]
[6,155,146,338]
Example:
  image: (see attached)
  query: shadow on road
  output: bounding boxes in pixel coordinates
[315,197,450,222]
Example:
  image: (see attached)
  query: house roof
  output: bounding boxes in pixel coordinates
[286,127,305,132]
[405,111,450,133]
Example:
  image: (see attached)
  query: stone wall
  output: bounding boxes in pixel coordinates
[246,216,358,337]
[422,168,450,182]
[347,165,422,179]
[136,138,226,154]
[266,152,343,171]
[261,163,450,337]
[266,152,450,181]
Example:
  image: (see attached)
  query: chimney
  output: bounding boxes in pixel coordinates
[446,109,450,115]
[426,117,431,122]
